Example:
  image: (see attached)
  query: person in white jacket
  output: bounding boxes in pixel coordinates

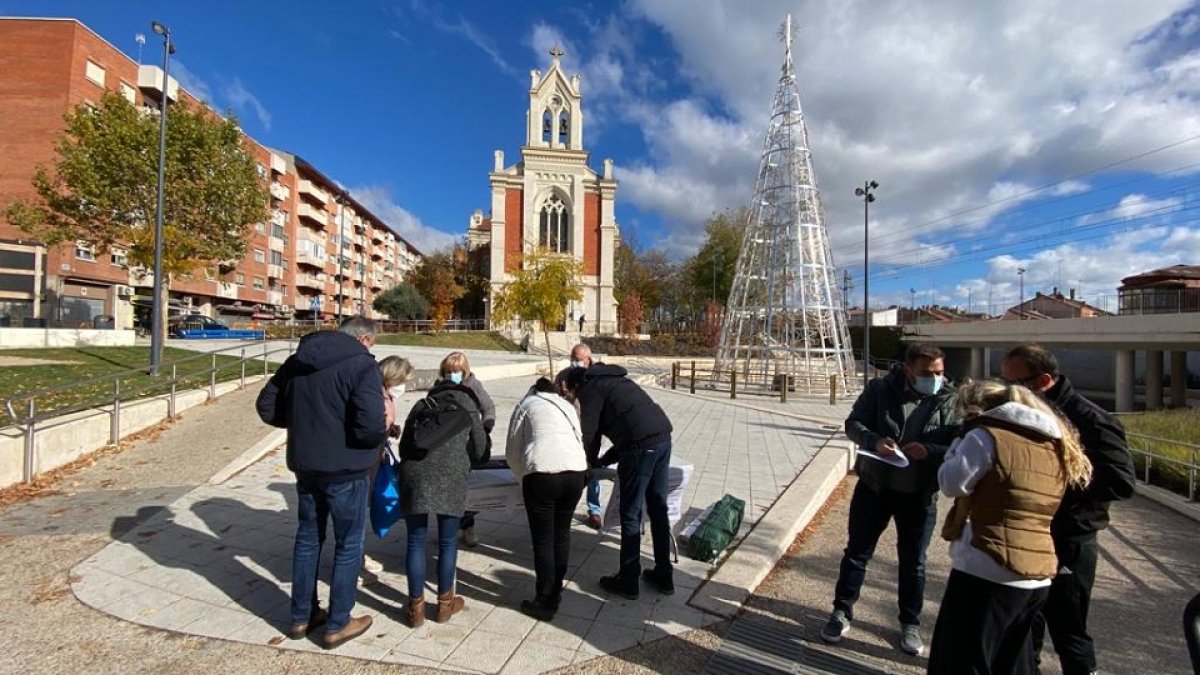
[506,377,589,621]
[927,380,1091,675]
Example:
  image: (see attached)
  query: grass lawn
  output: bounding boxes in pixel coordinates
[0,346,248,427]
[1121,408,1200,498]
[373,331,520,351]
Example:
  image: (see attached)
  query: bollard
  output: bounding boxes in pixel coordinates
[730,370,737,399]
[22,398,36,483]
[780,374,789,403]
[239,348,247,390]
[689,361,696,395]
[829,374,837,405]
[262,341,269,377]
[110,379,121,445]
[209,353,218,400]
[169,364,177,419]
[671,361,678,390]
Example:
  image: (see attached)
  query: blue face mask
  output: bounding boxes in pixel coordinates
[913,374,944,396]
[448,372,464,385]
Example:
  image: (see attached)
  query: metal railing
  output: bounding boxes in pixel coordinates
[255,318,488,340]
[3,340,296,484]
[1127,431,1200,501]
[670,359,847,404]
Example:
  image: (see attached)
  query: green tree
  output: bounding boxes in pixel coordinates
[6,91,267,359]
[684,209,747,308]
[408,251,465,330]
[491,248,584,371]
[373,281,428,320]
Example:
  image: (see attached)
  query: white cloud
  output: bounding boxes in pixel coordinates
[224,78,272,131]
[171,61,213,103]
[351,185,459,254]
[407,1,516,76]
[1111,193,1183,219]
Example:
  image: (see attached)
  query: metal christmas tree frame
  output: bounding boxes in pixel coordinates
[714,15,856,394]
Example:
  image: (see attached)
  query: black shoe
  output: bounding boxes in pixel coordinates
[599,574,639,600]
[520,598,556,621]
[641,569,675,595]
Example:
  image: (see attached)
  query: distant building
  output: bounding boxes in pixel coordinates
[1003,287,1108,320]
[899,305,991,324]
[1118,264,1200,315]
[466,47,619,335]
[846,306,900,327]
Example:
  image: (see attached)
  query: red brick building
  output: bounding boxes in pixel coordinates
[0,17,420,328]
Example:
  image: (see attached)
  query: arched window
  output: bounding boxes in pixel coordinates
[541,109,553,144]
[539,195,570,253]
[557,110,570,146]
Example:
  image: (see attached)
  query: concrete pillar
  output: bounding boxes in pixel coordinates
[1171,350,1188,408]
[969,347,985,381]
[1115,350,1135,412]
[1146,349,1164,410]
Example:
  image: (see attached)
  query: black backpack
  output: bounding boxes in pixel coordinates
[399,386,476,461]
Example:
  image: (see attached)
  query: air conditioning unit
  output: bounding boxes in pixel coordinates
[115,284,133,298]
[182,297,194,307]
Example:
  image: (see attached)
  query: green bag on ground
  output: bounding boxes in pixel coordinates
[688,494,746,563]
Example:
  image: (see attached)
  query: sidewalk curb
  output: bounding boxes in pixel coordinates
[688,436,852,618]
[1134,482,1200,523]
[207,428,286,485]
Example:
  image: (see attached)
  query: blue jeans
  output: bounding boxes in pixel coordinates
[832,480,938,626]
[291,475,369,633]
[586,480,601,517]
[616,439,673,581]
[405,513,461,597]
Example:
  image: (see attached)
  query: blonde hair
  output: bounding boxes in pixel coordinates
[439,351,471,378]
[956,379,1092,488]
[379,356,414,389]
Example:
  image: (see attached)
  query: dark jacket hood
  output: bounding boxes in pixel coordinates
[293,330,369,372]
[587,363,628,379]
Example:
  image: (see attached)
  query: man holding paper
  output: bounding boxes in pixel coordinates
[820,343,961,658]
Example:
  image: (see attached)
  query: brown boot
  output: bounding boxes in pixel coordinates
[435,590,465,623]
[407,595,426,628]
[322,614,372,649]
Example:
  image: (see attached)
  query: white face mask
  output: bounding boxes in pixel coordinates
[388,384,406,398]
[571,360,585,369]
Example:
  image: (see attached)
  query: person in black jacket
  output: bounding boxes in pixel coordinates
[1001,342,1136,675]
[256,316,392,649]
[820,343,960,657]
[565,364,674,600]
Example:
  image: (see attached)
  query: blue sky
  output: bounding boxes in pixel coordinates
[7,0,1200,314]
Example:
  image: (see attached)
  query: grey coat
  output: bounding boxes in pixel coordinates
[397,385,488,516]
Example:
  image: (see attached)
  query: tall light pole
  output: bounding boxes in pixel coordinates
[1017,267,1027,320]
[149,20,175,376]
[855,180,878,389]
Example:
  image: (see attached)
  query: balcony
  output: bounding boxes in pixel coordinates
[137,65,179,102]
[268,236,286,253]
[267,290,284,306]
[296,248,324,268]
[296,273,325,290]
[298,179,331,206]
[270,209,288,227]
[269,182,289,201]
[267,264,284,279]
[270,153,286,174]
[297,202,328,228]
[371,248,383,260]
[216,282,239,300]
[354,235,366,249]
[371,229,384,244]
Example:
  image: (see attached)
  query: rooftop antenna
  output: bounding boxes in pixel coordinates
[135,33,146,65]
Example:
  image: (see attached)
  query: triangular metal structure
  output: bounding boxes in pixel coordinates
[715,15,857,394]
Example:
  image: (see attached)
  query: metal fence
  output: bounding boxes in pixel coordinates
[1127,431,1200,502]
[3,340,296,484]
[669,359,849,403]
[253,318,488,340]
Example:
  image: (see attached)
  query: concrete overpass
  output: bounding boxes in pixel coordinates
[901,313,1199,411]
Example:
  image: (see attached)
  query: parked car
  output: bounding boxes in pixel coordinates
[169,314,265,340]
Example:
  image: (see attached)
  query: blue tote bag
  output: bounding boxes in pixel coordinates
[370,447,403,538]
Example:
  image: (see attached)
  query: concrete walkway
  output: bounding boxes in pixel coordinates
[65,377,849,674]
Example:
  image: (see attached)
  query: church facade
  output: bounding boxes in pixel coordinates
[468,49,619,335]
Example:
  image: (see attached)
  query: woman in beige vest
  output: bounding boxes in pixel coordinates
[927,380,1091,675]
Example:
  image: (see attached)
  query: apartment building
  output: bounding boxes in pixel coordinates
[0,17,421,328]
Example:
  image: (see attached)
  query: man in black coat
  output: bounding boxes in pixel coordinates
[256,316,392,649]
[567,364,674,600]
[1002,342,1136,675]
[821,343,960,657]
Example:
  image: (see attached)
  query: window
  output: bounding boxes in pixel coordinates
[254,249,265,263]
[110,249,128,267]
[253,277,265,290]
[272,223,285,239]
[119,81,136,103]
[538,195,570,253]
[235,273,245,286]
[254,222,265,233]
[256,164,267,179]
[75,241,96,262]
[84,60,105,87]
[270,250,284,266]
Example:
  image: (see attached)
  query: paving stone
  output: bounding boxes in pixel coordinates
[444,628,524,672]
[500,641,577,675]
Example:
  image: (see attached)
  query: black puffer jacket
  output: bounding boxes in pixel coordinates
[845,364,961,495]
[578,364,673,465]
[1045,375,1136,538]
[256,330,387,482]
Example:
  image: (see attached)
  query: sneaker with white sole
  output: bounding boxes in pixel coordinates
[819,610,850,643]
[899,623,923,656]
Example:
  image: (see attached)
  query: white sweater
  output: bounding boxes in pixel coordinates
[505,392,588,482]
[938,401,1063,588]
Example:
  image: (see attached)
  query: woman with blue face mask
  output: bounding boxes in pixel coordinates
[437,352,495,549]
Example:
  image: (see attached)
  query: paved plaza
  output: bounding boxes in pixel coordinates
[66,376,851,673]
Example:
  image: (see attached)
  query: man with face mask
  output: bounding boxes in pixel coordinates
[820,343,961,658]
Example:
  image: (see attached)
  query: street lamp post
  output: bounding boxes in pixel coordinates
[149,20,175,376]
[854,180,878,389]
[1018,267,1027,320]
